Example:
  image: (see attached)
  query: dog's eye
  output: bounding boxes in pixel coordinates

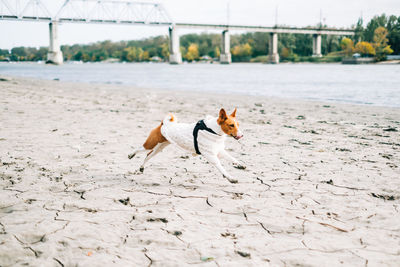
[229,124,234,127]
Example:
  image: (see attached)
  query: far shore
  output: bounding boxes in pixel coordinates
[1,58,400,65]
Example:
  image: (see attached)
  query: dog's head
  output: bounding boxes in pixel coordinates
[217,108,243,140]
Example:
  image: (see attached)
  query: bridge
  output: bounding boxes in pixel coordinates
[0,0,355,64]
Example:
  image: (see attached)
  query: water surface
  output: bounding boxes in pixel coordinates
[1,62,399,107]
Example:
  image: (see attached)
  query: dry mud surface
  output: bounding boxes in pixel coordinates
[0,76,399,266]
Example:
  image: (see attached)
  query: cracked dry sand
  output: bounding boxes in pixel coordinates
[0,76,399,266]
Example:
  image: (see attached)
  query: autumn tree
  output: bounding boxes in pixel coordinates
[185,43,199,62]
[373,26,393,61]
[340,37,354,56]
[354,42,375,56]
[214,46,220,58]
[231,43,252,61]
[280,47,291,60]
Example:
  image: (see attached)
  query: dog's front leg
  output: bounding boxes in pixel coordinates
[219,150,246,170]
[203,153,238,184]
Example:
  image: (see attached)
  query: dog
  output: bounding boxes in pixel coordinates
[128,108,246,183]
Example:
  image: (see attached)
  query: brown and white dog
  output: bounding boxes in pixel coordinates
[128,108,246,183]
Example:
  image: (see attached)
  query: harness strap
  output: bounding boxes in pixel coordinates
[193,120,218,155]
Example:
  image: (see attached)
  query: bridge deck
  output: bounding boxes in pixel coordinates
[0,16,354,35]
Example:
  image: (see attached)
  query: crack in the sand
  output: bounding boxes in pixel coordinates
[144,252,153,267]
[0,221,6,234]
[14,235,42,257]
[53,257,64,267]
[256,177,271,189]
[296,216,348,232]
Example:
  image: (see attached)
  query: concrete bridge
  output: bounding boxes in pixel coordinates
[0,0,355,65]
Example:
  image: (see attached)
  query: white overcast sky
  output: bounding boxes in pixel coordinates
[1,0,400,49]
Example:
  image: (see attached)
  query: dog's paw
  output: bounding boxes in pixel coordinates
[223,175,238,184]
[233,163,246,170]
[131,167,144,175]
[128,153,136,159]
[228,178,238,184]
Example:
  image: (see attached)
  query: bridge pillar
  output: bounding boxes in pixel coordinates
[268,32,279,64]
[312,34,322,57]
[220,30,231,64]
[46,21,63,65]
[169,26,182,64]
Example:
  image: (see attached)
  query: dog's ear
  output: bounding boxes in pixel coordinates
[230,108,237,117]
[218,108,227,123]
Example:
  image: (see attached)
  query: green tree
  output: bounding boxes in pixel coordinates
[386,15,400,54]
[293,34,312,56]
[11,47,27,60]
[160,43,169,60]
[364,14,388,42]
[353,17,364,43]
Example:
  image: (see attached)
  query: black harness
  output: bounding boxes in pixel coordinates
[193,120,218,155]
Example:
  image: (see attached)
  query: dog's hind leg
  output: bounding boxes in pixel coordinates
[128,147,147,159]
[139,142,169,172]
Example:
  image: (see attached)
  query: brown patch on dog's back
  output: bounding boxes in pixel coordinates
[143,123,167,150]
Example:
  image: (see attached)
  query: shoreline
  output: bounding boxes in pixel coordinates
[1,73,400,110]
[2,59,400,64]
[1,76,399,266]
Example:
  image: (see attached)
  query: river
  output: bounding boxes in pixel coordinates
[1,62,399,107]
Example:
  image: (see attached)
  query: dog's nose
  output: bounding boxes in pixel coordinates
[235,134,243,140]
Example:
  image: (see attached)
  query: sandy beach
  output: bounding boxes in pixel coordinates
[0,76,399,266]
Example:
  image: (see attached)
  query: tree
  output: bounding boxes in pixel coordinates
[364,14,388,42]
[185,43,199,62]
[160,43,169,60]
[11,47,27,60]
[387,15,400,54]
[293,34,312,56]
[122,47,139,62]
[340,37,354,56]
[214,47,220,58]
[280,47,291,60]
[354,41,375,56]
[353,17,364,43]
[231,43,252,61]
[373,26,393,60]
[325,35,341,54]
[141,50,150,61]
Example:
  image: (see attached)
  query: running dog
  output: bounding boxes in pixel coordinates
[128,108,246,183]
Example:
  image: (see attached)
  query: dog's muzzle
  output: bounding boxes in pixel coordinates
[234,134,243,140]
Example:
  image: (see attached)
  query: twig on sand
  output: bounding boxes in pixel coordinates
[296,216,348,233]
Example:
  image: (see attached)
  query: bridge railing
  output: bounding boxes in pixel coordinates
[55,0,172,25]
[0,0,173,24]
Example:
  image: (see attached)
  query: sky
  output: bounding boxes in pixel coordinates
[1,0,400,49]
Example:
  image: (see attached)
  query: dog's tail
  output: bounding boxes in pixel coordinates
[162,114,176,125]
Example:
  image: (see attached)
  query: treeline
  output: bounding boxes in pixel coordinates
[1,14,399,63]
